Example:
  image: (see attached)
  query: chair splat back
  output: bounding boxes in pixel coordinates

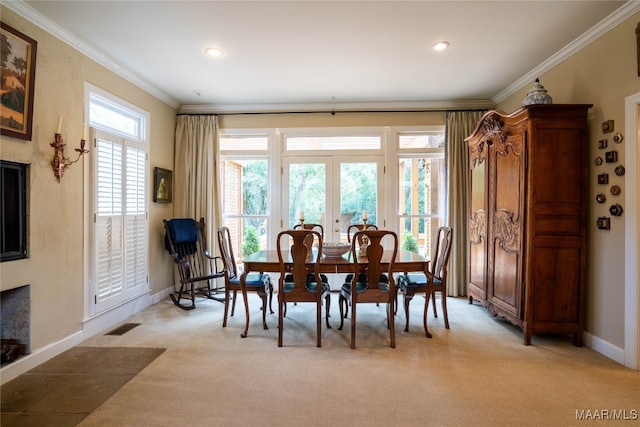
[347,223,378,244]
[432,227,453,280]
[293,223,324,248]
[218,228,238,281]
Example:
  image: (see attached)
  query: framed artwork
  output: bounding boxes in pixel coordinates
[153,167,173,203]
[0,22,37,141]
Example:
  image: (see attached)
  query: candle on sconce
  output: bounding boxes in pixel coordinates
[362,210,368,221]
[56,116,62,134]
[299,210,305,221]
[82,123,86,140]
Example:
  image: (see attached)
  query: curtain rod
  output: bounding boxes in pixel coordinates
[176,108,488,117]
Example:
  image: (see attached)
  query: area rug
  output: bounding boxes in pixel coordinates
[0,346,166,426]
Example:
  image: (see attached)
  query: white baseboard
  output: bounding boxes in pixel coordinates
[583,331,625,365]
[1,288,171,385]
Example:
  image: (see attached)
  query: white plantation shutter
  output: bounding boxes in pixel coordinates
[124,146,147,298]
[92,129,148,314]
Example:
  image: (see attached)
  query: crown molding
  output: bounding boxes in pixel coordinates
[3,0,180,109]
[179,99,494,115]
[493,1,640,105]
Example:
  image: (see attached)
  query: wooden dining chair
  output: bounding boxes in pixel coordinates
[338,229,398,349]
[397,226,453,333]
[276,229,331,347]
[217,226,273,331]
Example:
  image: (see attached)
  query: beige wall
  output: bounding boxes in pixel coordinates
[0,7,176,351]
[496,11,640,348]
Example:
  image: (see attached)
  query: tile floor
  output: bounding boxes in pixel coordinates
[1,346,165,427]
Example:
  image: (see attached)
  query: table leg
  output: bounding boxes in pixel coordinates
[240,271,250,338]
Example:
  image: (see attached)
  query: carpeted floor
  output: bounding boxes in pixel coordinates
[2,294,639,426]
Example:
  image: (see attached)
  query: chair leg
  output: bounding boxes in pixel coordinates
[441,293,450,329]
[278,299,284,347]
[350,302,357,349]
[389,304,395,349]
[222,288,231,327]
[259,291,269,330]
[316,300,322,347]
[432,291,438,318]
[231,290,237,316]
[403,293,413,332]
[325,294,332,329]
[423,290,432,337]
[268,283,275,314]
[338,294,346,330]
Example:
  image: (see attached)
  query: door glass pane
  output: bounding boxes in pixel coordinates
[288,163,326,228]
[339,162,377,240]
[221,159,269,259]
[398,157,445,257]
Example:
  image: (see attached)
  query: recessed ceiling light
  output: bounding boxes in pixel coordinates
[205,47,223,57]
[193,90,205,97]
[433,41,450,51]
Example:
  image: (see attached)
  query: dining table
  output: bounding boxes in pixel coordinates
[239,249,431,338]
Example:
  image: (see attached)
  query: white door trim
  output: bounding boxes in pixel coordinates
[624,91,639,369]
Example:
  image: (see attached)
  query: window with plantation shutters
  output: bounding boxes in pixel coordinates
[88,85,149,316]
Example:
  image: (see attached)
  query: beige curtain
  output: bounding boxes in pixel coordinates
[446,110,486,296]
[174,115,221,249]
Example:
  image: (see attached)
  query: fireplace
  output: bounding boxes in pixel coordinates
[1,285,30,366]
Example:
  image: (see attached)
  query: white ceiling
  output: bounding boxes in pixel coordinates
[10,1,634,111]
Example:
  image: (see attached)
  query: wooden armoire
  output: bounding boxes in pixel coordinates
[465,104,591,346]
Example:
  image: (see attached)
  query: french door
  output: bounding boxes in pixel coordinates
[282,156,384,242]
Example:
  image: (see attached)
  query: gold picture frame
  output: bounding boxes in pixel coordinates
[1,22,37,141]
[153,167,172,203]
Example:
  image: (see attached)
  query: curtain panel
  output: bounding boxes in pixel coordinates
[446,110,486,296]
[174,115,221,250]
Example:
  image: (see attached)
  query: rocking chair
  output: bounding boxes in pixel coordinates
[164,218,225,310]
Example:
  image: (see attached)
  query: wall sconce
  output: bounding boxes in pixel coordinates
[50,117,89,182]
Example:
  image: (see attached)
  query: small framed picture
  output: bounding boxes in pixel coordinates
[153,167,172,203]
[596,217,610,230]
[597,173,609,185]
[598,139,607,149]
[601,120,614,133]
[605,151,618,163]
